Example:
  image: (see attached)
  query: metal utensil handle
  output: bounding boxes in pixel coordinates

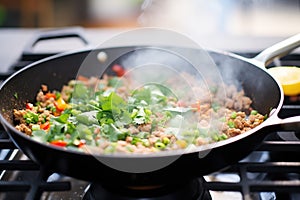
[253,33,300,66]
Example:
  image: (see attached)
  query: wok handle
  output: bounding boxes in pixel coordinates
[253,33,300,66]
[266,113,300,133]
[22,27,90,57]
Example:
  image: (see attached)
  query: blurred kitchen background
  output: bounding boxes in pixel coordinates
[0,0,299,37]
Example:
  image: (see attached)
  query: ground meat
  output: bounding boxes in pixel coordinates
[236,111,246,118]
[196,137,208,145]
[41,84,48,92]
[233,117,244,129]
[227,128,242,137]
[36,90,46,102]
[225,98,234,108]
[13,109,27,123]
[126,136,133,143]
[138,124,152,132]
[224,111,265,137]
[61,85,73,101]
[128,125,139,134]
[242,97,252,109]
[15,124,32,135]
[148,136,159,145]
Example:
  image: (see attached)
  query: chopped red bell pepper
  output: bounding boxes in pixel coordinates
[50,140,68,147]
[45,93,56,99]
[54,97,69,112]
[78,140,86,148]
[112,64,125,77]
[26,103,34,110]
[40,121,50,131]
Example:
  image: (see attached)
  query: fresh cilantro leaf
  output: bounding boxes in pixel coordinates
[53,113,70,123]
[97,110,114,125]
[101,124,128,142]
[119,110,132,125]
[100,92,125,113]
[77,123,93,141]
[32,130,48,142]
[132,107,151,125]
[133,117,145,125]
[132,88,152,105]
[72,83,89,99]
[76,111,98,125]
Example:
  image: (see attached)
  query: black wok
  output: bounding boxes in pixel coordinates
[0,33,300,187]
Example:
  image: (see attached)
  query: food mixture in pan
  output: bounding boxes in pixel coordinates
[13,72,267,154]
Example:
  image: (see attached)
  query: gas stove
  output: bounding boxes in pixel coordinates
[0,28,300,200]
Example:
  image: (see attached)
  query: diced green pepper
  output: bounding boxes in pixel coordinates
[230,112,237,119]
[251,110,258,115]
[219,133,228,140]
[227,121,235,128]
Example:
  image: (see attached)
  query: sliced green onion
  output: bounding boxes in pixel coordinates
[154,142,166,149]
[162,137,170,145]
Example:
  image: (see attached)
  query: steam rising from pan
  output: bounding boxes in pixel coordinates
[76,28,227,173]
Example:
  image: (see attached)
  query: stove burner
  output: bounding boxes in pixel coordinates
[82,178,212,200]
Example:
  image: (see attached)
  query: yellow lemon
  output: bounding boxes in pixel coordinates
[268,66,300,96]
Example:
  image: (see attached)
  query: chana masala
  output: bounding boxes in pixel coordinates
[13,73,267,154]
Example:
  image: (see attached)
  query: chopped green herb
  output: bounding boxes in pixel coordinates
[13,92,18,99]
[23,111,39,124]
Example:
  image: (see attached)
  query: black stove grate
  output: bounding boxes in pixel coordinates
[0,129,71,200]
[0,128,300,199]
[205,137,300,200]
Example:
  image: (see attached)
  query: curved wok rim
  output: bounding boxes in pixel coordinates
[0,45,284,159]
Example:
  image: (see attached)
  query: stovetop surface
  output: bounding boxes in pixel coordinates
[0,28,300,200]
[1,28,299,73]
